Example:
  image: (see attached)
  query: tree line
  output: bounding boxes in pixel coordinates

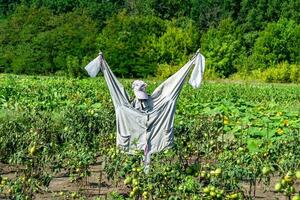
[0,0,299,82]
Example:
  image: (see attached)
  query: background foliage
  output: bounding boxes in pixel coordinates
[0,0,299,82]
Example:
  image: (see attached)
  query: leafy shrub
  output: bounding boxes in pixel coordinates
[201,18,244,77]
[290,64,300,83]
[0,6,98,75]
[250,18,300,70]
[97,12,199,78]
[66,56,80,78]
[153,18,199,65]
[261,62,300,83]
[156,63,181,79]
[261,62,291,83]
[97,10,166,77]
[203,67,222,80]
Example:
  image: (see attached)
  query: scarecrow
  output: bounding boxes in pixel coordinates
[85,50,205,170]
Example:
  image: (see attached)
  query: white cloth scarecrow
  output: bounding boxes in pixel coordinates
[85,50,205,166]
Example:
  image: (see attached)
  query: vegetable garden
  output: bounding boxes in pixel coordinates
[0,74,300,200]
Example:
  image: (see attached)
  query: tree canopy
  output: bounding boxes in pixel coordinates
[0,0,299,82]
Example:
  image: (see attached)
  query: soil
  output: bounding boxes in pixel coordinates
[1,162,299,200]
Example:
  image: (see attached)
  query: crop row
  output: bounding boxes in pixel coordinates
[0,74,300,199]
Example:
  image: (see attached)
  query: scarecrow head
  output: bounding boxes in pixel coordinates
[132,80,148,100]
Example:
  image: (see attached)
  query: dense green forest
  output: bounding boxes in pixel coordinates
[0,0,299,82]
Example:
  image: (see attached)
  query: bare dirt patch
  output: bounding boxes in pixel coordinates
[1,162,299,199]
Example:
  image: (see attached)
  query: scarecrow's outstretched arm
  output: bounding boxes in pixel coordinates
[150,57,195,107]
[85,53,130,107]
[151,51,205,108]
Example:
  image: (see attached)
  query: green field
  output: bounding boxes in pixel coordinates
[0,74,300,199]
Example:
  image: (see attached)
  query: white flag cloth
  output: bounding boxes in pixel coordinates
[85,55,101,77]
[189,51,205,88]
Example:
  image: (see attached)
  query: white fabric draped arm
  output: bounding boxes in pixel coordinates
[189,51,205,88]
